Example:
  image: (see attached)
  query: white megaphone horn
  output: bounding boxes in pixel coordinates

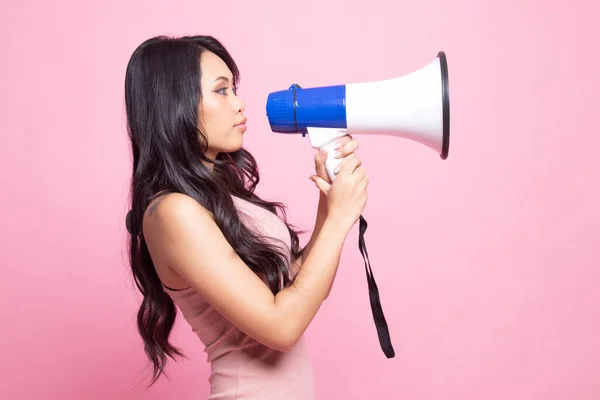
[266,51,450,181]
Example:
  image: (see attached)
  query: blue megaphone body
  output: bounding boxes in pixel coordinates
[266,83,348,134]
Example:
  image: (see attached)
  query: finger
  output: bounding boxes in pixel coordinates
[338,153,359,164]
[335,139,360,159]
[315,149,329,173]
[334,134,353,151]
[310,175,331,194]
[315,148,327,165]
[334,153,362,174]
[352,166,367,181]
[357,176,370,190]
[338,154,361,175]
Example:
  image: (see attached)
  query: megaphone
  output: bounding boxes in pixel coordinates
[264,51,451,360]
[266,51,450,181]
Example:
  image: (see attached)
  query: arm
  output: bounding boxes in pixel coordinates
[294,135,360,297]
[143,193,351,352]
[294,192,338,299]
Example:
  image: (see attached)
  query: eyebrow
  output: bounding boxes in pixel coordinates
[213,76,230,83]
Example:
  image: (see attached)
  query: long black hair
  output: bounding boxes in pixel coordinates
[124,35,305,385]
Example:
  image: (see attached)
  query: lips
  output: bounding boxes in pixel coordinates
[234,117,247,127]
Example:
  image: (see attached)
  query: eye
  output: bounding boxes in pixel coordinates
[215,86,239,96]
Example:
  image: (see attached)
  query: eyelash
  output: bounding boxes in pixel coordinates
[216,87,238,96]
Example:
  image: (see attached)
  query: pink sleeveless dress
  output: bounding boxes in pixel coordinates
[163,196,316,399]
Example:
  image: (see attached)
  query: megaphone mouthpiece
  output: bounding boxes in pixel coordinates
[266,83,348,134]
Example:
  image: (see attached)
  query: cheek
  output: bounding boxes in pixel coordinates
[199,98,238,149]
[202,98,231,129]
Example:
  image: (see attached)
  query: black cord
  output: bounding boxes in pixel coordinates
[358,215,395,358]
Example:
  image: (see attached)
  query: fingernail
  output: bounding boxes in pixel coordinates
[320,149,327,156]
[334,141,342,150]
[334,151,342,158]
[334,165,341,173]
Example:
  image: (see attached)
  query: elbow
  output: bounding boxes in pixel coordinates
[266,317,302,352]
[271,329,301,353]
[271,339,297,353]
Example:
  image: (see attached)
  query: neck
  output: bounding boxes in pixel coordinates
[203,151,218,171]
[203,160,215,171]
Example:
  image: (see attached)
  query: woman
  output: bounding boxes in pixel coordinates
[124,34,369,399]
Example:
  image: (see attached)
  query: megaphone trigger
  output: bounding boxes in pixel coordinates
[306,127,349,182]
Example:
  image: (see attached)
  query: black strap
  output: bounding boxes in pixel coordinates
[358,215,395,358]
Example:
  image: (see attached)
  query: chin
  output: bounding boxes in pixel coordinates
[230,131,245,150]
[212,130,245,156]
[220,140,244,155]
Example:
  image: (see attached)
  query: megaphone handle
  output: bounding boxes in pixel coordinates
[321,141,343,182]
[306,127,347,182]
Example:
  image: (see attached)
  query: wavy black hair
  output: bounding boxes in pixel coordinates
[124,35,305,385]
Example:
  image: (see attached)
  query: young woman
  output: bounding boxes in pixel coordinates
[124,34,369,399]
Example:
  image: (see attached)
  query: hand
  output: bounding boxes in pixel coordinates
[309,152,369,231]
[313,135,360,184]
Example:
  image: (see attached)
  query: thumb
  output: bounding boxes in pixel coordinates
[310,175,330,194]
[314,150,330,178]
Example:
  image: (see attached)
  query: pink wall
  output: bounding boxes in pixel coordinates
[1,0,599,399]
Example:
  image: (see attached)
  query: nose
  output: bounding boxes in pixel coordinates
[234,96,245,114]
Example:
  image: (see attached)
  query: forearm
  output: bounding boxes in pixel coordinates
[295,192,338,298]
[301,192,328,259]
[299,192,337,298]
[273,216,349,347]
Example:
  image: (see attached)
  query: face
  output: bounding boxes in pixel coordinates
[198,51,247,160]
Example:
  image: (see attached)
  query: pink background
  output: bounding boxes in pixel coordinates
[1,0,599,399]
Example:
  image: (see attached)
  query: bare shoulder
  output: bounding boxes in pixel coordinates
[143,193,214,236]
[140,193,213,287]
[143,193,258,290]
[145,192,209,220]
